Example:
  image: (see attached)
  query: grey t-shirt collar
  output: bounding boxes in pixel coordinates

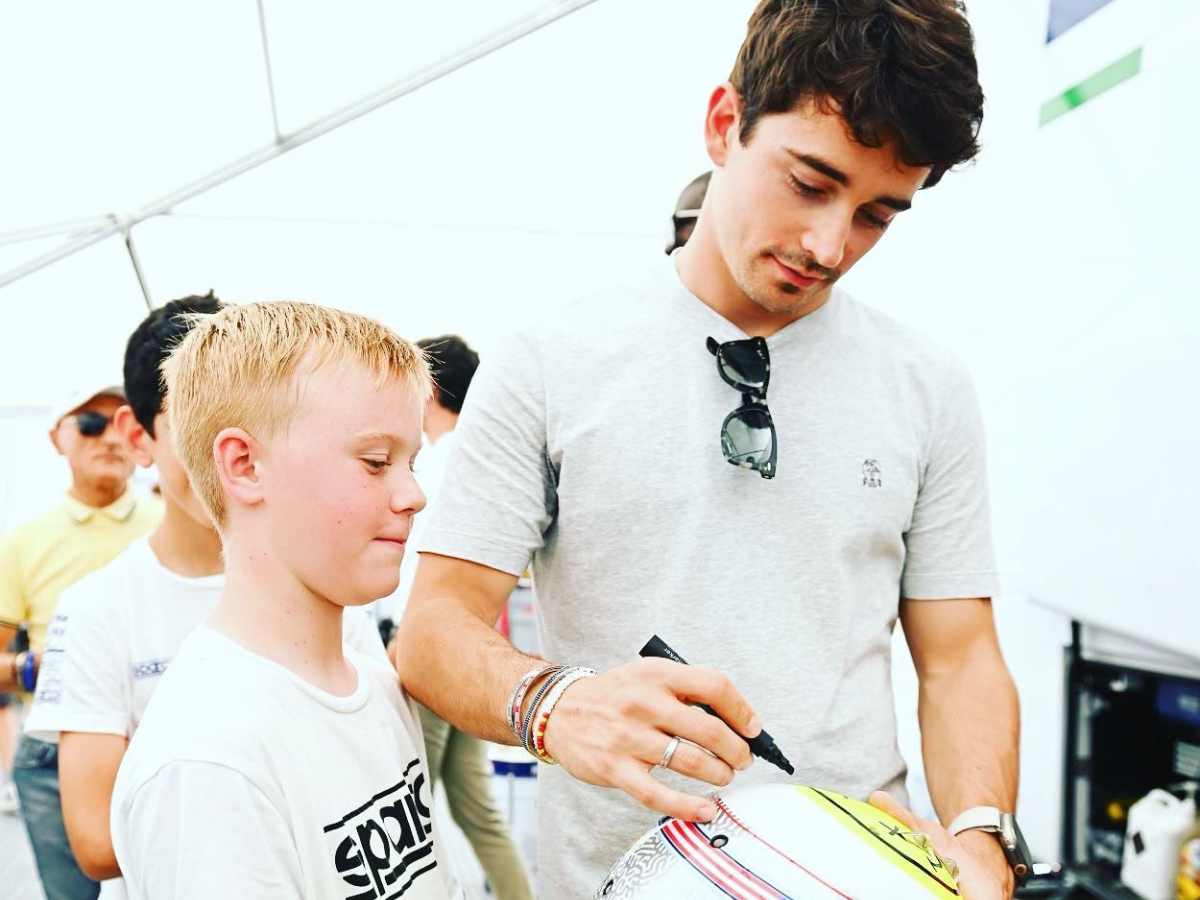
[664,253,843,350]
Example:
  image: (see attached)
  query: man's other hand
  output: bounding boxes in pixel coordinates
[870,792,1014,900]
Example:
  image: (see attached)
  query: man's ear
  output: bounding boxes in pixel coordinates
[113,406,153,468]
[704,82,742,168]
[213,427,264,512]
[48,420,66,456]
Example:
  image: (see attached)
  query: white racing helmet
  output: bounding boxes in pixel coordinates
[595,783,961,899]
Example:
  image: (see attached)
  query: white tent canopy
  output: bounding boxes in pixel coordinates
[1,0,758,406]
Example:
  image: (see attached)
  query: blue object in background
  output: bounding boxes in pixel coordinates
[1047,0,1117,42]
[1157,679,1200,728]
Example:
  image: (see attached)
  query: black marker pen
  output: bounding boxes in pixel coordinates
[639,635,795,776]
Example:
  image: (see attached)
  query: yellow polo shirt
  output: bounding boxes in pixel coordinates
[0,490,162,653]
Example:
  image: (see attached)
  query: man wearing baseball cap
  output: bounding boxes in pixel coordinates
[0,380,161,900]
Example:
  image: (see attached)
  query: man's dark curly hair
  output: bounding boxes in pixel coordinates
[731,0,984,188]
[417,335,479,416]
[123,291,222,436]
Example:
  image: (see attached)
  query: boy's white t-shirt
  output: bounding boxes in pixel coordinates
[23,538,395,899]
[110,625,452,900]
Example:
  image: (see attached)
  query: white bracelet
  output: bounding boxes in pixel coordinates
[528,667,596,764]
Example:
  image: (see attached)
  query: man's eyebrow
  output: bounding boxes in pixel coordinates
[788,150,848,185]
[787,149,913,213]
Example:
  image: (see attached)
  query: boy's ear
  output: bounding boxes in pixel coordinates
[213,427,264,512]
[113,405,154,468]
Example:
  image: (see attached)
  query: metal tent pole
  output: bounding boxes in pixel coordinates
[255,0,284,143]
[0,0,600,292]
[123,227,154,311]
[0,217,113,248]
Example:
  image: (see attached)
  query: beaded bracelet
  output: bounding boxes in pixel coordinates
[530,667,596,764]
[519,666,574,755]
[506,663,561,737]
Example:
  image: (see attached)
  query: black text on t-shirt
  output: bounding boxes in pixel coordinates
[325,760,436,900]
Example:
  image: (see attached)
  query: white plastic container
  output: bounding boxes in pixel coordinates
[1120,789,1196,900]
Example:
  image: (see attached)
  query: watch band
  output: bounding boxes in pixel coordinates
[948,805,1005,836]
[948,806,1043,886]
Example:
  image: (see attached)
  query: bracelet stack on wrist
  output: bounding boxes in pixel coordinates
[506,664,563,736]
[506,663,596,765]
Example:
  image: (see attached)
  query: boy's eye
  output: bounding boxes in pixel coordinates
[363,458,390,472]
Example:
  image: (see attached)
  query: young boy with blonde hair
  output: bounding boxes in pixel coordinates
[111,302,454,900]
[24,294,393,899]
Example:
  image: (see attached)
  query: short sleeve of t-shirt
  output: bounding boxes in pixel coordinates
[114,760,302,900]
[24,585,128,742]
[0,531,25,629]
[416,333,554,577]
[900,359,1000,600]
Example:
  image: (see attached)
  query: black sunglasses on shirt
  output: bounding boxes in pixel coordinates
[706,336,778,480]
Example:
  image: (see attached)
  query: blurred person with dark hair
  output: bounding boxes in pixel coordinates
[400,2,1020,897]
[665,171,711,254]
[421,335,479,418]
[389,335,533,900]
[0,380,161,898]
[22,294,390,899]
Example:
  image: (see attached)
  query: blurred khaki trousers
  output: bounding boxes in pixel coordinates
[419,705,534,900]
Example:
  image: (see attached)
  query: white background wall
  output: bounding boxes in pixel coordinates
[876,0,1200,861]
[2,0,1197,866]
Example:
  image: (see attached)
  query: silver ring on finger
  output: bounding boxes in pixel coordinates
[656,736,682,771]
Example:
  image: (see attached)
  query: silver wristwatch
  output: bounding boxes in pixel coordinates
[948,806,1042,885]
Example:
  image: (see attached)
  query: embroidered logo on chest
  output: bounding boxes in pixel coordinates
[862,459,882,488]
[131,658,170,680]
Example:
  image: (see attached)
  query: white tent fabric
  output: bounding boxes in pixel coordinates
[1,0,756,407]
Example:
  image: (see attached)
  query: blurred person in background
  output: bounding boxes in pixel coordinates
[23,293,392,899]
[665,170,711,254]
[21,293,223,898]
[390,335,533,900]
[0,381,161,899]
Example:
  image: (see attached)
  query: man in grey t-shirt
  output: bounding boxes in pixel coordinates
[398,3,1019,898]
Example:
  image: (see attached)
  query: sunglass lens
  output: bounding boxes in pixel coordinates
[718,341,768,392]
[76,412,109,437]
[721,407,776,476]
